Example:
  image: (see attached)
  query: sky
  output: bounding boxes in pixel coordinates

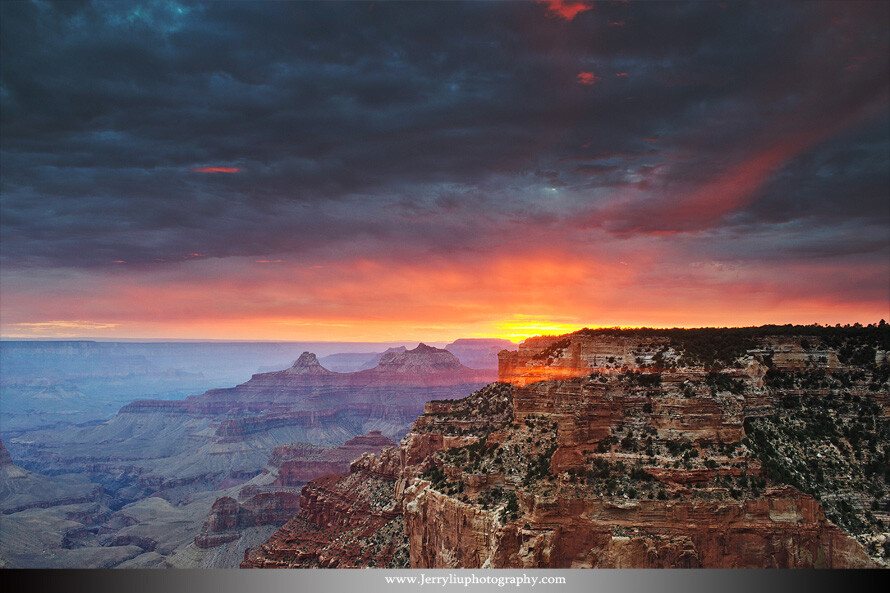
[1,0,888,342]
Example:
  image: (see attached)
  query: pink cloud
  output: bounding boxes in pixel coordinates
[577,71,602,85]
[538,0,593,22]
[192,166,240,173]
[589,84,890,234]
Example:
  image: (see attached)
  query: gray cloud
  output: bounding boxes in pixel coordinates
[1,0,887,276]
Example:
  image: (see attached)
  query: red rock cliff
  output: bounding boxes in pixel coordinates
[244,329,888,569]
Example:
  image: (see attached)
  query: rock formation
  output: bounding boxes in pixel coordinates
[112,344,491,416]
[0,439,13,468]
[274,431,397,487]
[194,430,398,550]
[244,325,889,569]
[0,438,105,516]
[11,344,492,501]
[194,492,301,549]
[243,449,408,568]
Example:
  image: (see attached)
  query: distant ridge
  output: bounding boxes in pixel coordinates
[119,342,495,416]
[444,338,516,370]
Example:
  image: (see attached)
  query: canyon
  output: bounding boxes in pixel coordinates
[3,327,887,568]
[243,325,890,569]
[6,345,491,501]
[0,343,492,568]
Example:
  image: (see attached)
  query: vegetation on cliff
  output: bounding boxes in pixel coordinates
[571,322,889,369]
[743,379,889,559]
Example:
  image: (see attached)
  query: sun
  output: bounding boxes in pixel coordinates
[488,315,590,342]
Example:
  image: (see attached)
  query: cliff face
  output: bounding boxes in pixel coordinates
[270,430,396,488]
[0,439,13,468]
[4,344,495,569]
[242,449,408,568]
[193,430,398,550]
[194,492,302,549]
[403,484,868,568]
[244,326,889,569]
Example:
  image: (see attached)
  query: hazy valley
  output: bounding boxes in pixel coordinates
[0,338,507,568]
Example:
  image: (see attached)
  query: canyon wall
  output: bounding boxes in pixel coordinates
[245,327,889,568]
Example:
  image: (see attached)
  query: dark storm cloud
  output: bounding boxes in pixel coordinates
[1,0,887,269]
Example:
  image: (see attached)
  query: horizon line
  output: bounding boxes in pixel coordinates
[2,320,885,344]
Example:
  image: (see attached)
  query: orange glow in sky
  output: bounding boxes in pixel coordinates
[2,244,886,342]
[491,316,589,341]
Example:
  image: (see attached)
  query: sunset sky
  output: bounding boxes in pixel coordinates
[1,1,888,342]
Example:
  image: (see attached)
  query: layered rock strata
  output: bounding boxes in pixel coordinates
[274,430,396,486]
[11,344,491,499]
[125,345,495,416]
[1,438,105,515]
[244,326,889,568]
[243,449,408,568]
[195,431,398,549]
[194,492,301,549]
